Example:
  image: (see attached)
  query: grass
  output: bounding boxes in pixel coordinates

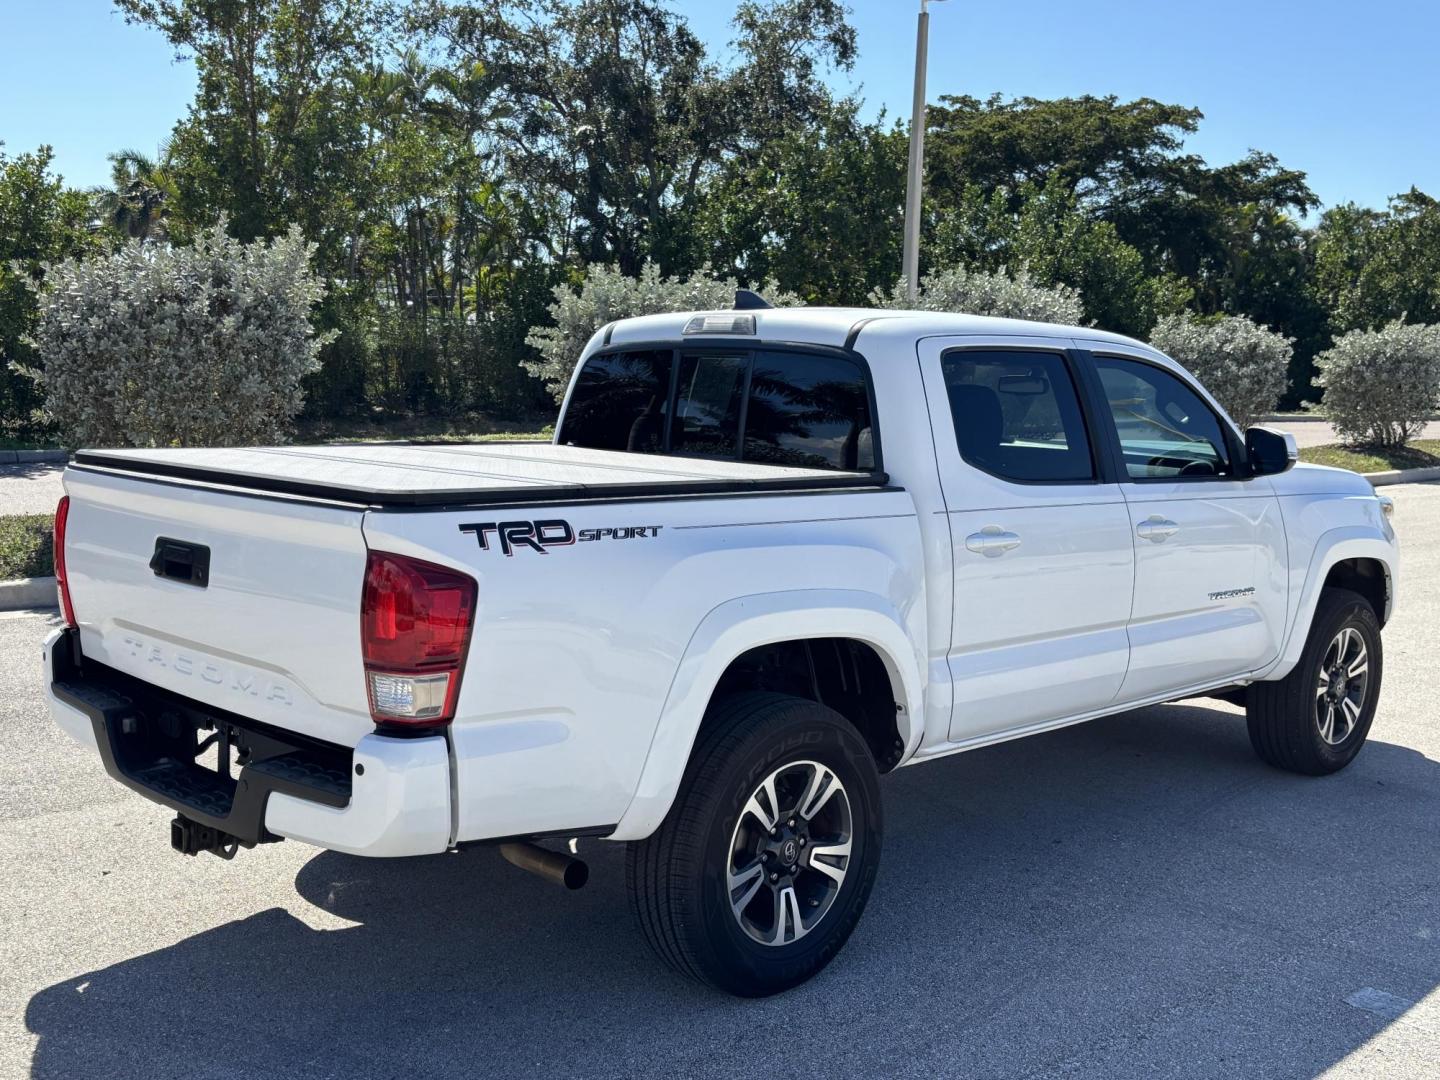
[1299,439,1440,473]
[0,437,64,451]
[0,514,54,580]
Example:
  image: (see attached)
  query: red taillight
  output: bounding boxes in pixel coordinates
[360,551,476,728]
[54,495,76,628]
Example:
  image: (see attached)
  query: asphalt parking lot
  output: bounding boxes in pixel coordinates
[1,485,1437,1079]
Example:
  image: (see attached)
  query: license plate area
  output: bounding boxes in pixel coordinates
[50,637,353,846]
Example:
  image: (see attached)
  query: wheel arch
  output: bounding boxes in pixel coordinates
[610,590,925,841]
[1264,528,1396,683]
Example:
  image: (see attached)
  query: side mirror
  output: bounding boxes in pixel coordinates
[1246,426,1298,476]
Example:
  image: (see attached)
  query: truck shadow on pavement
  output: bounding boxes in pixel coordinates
[25,701,1440,1079]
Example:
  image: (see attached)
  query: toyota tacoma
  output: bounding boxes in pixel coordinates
[45,301,1398,995]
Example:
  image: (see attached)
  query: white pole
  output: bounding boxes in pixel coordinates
[902,0,934,304]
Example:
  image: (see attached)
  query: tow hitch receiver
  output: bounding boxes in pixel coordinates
[171,814,242,860]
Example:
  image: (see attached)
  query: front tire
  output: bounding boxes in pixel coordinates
[626,692,882,997]
[1247,587,1383,775]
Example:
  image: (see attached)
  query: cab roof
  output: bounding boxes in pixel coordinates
[603,306,1152,354]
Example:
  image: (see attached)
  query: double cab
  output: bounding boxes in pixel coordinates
[47,304,1398,995]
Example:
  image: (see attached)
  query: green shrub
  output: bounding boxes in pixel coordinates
[21,221,334,447]
[1314,321,1440,446]
[870,265,1086,325]
[1149,313,1292,429]
[0,514,54,580]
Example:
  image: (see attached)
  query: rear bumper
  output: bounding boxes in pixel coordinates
[44,629,450,857]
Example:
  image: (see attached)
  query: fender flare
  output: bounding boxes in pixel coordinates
[1262,526,1397,682]
[608,590,926,841]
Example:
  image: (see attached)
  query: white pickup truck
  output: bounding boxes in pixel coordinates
[46,303,1398,996]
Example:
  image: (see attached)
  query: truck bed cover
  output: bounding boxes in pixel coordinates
[72,443,890,508]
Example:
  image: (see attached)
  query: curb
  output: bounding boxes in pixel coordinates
[0,576,57,612]
[1365,466,1440,487]
[0,450,68,465]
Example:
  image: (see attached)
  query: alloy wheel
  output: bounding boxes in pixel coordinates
[726,760,853,947]
[1316,626,1369,745]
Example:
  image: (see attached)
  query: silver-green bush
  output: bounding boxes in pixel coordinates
[523,263,797,402]
[1315,321,1440,446]
[1148,313,1291,429]
[19,222,333,447]
[869,265,1085,325]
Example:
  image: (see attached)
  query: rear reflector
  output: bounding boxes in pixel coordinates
[54,495,76,628]
[360,551,477,728]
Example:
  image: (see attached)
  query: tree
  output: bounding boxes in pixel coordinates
[412,0,857,274]
[1149,313,1291,428]
[691,103,905,305]
[115,0,388,262]
[1312,190,1440,334]
[0,146,101,435]
[920,96,1322,396]
[1314,322,1440,447]
[930,177,1187,337]
[21,222,335,447]
[924,94,1203,207]
[92,148,176,242]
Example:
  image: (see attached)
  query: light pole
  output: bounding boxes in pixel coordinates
[903,0,947,303]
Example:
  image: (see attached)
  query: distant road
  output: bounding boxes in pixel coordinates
[0,463,64,515]
[1268,418,1440,448]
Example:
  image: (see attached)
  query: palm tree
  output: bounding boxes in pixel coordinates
[92,148,175,242]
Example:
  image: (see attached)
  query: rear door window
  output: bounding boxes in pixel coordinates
[941,350,1095,482]
[557,350,672,453]
[743,351,875,471]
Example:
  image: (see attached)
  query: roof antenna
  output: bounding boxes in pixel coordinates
[734,288,772,310]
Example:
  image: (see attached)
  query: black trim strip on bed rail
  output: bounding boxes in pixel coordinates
[70,450,892,509]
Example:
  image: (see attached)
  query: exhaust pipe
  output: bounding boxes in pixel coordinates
[499,841,589,890]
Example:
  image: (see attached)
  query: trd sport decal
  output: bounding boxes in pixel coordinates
[459,519,662,556]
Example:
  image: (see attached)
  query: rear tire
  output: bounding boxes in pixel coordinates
[626,692,882,997]
[1247,587,1382,775]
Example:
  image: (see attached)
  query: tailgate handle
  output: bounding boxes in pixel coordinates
[150,537,211,588]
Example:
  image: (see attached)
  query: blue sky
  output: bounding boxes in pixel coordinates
[1,0,1434,213]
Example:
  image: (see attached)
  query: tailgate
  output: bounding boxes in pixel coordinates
[62,467,373,747]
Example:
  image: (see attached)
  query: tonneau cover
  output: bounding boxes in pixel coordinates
[72,443,888,507]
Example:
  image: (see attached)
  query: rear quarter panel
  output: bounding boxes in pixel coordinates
[362,489,924,841]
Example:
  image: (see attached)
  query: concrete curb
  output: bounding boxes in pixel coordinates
[0,576,57,612]
[0,450,68,465]
[1365,466,1440,487]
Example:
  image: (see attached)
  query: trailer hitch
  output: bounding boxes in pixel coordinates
[170,814,241,860]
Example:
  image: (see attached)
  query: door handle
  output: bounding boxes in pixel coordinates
[1136,516,1180,543]
[965,526,1022,557]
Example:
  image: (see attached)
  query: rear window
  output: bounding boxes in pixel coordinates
[556,350,672,453]
[672,352,747,459]
[744,351,874,471]
[560,346,876,472]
